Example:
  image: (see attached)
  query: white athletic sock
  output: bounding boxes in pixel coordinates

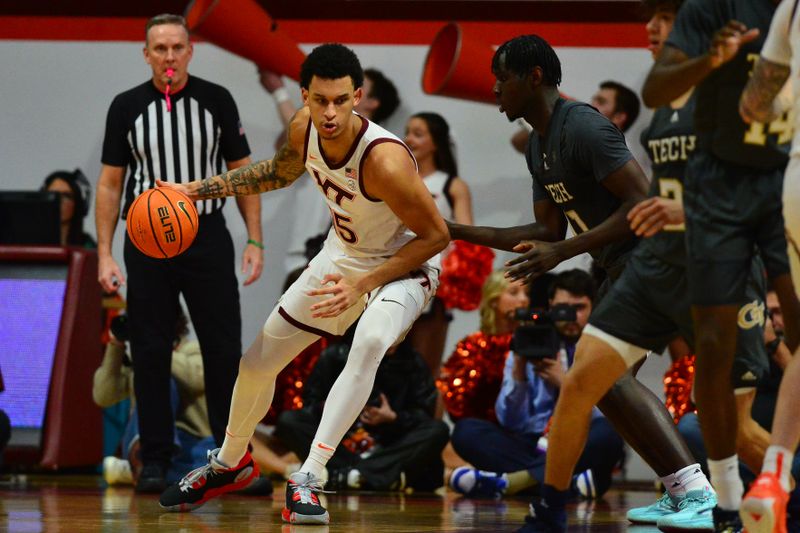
[679,463,714,494]
[301,439,335,479]
[763,445,794,492]
[664,463,712,499]
[660,472,679,499]
[708,455,744,511]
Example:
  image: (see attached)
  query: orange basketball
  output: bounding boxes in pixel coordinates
[126,188,199,258]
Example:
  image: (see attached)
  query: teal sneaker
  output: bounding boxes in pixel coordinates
[627,491,679,524]
[656,488,717,532]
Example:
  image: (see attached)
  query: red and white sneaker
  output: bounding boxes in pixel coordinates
[283,472,330,525]
[159,448,259,512]
[740,472,789,533]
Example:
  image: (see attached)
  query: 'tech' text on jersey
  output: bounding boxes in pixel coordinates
[525,98,636,273]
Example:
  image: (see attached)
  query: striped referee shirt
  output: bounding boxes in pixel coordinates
[101,75,250,217]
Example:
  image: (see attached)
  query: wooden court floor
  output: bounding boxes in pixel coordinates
[0,475,666,532]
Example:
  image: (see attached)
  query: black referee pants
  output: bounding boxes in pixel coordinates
[124,210,241,467]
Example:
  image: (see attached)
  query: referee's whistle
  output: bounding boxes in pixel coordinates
[165,68,175,112]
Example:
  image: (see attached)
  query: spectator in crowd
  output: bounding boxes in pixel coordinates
[404,112,475,375]
[590,80,641,133]
[438,270,529,422]
[41,169,96,248]
[275,332,449,492]
[448,270,625,499]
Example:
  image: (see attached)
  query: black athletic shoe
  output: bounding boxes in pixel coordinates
[159,448,259,512]
[713,506,743,533]
[282,472,330,525]
[135,463,167,494]
[515,499,567,533]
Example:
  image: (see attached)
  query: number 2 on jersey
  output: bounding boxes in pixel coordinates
[658,178,685,232]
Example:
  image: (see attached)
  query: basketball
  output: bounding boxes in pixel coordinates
[126,188,199,258]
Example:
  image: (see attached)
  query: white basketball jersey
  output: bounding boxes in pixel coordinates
[422,170,455,221]
[761,0,800,156]
[304,114,419,261]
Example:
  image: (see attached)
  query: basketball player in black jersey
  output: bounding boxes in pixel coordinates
[448,34,710,532]
[643,1,800,529]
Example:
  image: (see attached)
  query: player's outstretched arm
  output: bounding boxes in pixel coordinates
[157,108,310,200]
[642,46,713,108]
[643,21,759,108]
[559,159,649,258]
[504,160,646,282]
[448,198,565,251]
[740,57,791,124]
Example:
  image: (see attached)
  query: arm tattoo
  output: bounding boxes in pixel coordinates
[741,58,791,123]
[195,142,306,199]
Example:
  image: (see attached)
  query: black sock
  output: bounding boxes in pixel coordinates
[542,483,569,509]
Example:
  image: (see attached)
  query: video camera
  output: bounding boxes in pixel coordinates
[511,304,577,360]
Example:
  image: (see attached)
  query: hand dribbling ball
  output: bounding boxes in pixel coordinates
[126,188,198,258]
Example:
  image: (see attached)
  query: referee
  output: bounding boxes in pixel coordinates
[95,13,263,493]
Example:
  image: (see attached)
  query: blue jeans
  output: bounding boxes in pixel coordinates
[451,416,625,497]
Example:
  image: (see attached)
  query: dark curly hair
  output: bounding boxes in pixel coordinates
[300,43,364,90]
[364,68,400,124]
[492,34,562,87]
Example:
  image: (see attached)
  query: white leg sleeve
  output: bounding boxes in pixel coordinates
[301,278,426,476]
[218,306,319,467]
[783,157,800,292]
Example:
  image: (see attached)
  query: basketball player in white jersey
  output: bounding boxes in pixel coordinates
[156,43,448,525]
[739,1,800,530]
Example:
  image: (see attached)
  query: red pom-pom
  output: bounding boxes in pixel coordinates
[438,240,495,311]
[663,355,696,423]
[437,332,512,421]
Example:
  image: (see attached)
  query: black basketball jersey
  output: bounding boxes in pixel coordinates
[667,0,790,170]
[526,98,637,273]
[637,93,697,266]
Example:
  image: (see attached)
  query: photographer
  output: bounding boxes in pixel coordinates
[449,270,624,499]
